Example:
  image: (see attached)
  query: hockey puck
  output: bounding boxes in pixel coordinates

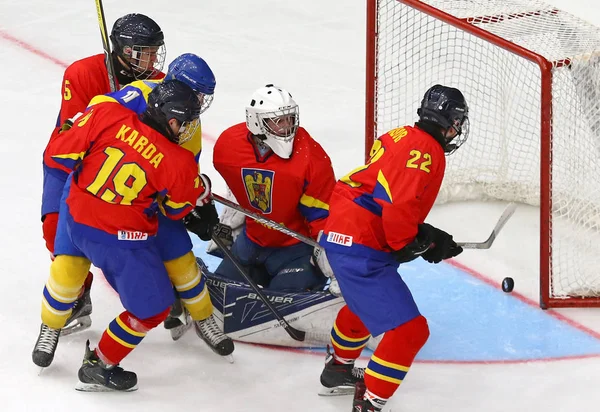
[502,277,514,293]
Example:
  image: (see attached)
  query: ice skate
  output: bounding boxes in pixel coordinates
[32,324,61,368]
[164,299,193,341]
[352,381,385,412]
[319,346,365,396]
[75,340,137,392]
[194,314,235,362]
[61,283,92,337]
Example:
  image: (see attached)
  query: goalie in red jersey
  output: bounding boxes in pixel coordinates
[41,13,166,335]
[314,85,470,412]
[211,84,335,291]
[32,81,218,392]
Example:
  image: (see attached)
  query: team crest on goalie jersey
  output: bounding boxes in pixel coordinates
[242,168,274,214]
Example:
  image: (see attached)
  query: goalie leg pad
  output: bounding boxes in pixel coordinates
[42,255,91,330]
[164,251,213,321]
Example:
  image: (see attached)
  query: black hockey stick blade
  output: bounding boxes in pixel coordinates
[211,235,306,341]
[457,203,517,249]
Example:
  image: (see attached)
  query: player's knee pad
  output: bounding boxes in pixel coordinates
[164,251,213,321]
[42,213,59,255]
[42,255,91,329]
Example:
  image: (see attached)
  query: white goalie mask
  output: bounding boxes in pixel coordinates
[245,84,299,159]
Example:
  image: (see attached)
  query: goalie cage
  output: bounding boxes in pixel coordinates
[365,0,600,308]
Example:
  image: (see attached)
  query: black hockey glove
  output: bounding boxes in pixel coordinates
[419,223,463,264]
[392,224,435,264]
[184,201,219,241]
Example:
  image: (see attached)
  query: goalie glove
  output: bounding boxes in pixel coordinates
[211,222,234,248]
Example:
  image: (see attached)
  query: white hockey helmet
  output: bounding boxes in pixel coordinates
[245,84,299,159]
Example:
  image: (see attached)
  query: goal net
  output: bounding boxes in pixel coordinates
[366,0,600,308]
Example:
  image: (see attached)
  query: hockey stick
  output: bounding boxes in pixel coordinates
[455,202,517,249]
[212,193,320,249]
[213,193,516,251]
[94,0,118,92]
[211,234,307,342]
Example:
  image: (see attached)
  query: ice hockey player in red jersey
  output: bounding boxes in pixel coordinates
[32,81,216,391]
[83,54,234,355]
[314,85,470,411]
[41,13,166,336]
[211,84,335,291]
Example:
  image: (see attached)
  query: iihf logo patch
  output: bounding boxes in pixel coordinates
[326,232,353,247]
[118,230,148,241]
[242,168,274,214]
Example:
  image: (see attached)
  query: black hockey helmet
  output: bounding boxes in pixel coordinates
[110,13,166,80]
[417,84,470,154]
[143,80,202,144]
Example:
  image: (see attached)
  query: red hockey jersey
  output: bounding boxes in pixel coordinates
[49,54,165,144]
[213,123,335,247]
[324,125,446,253]
[44,102,205,244]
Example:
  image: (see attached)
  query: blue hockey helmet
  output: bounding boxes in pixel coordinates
[166,53,216,114]
[417,84,469,154]
[143,80,202,145]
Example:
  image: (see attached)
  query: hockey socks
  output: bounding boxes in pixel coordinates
[364,315,429,399]
[97,309,168,365]
[330,305,371,360]
[41,255,91,329]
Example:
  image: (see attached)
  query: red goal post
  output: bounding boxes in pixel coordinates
[365,0,600,308]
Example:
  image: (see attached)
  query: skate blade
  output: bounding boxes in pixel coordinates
[170,321,193,341]
[75,381,138,392]
[318,385,356,396]
[223,354,234,364]
[61,316,92,337]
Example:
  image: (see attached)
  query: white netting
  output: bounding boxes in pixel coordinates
[373,0,600,301]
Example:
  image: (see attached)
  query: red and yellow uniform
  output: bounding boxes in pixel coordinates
[42,101,206,366]
[44,102,202,242]
[213,123,335,247]
[324,125,446,255]
[322,125,445,403]
[41,54,165,252]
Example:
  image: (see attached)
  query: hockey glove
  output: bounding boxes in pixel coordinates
[184,201,219,241]
[392,224,435,264]
[419,223,463,264]
[183,174,218,241]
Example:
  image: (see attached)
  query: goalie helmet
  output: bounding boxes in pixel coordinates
[143,80,202,145]
[110,13,166,80]
[417,84,469,155]
[166,54,216,114]
[246,84,299,159]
